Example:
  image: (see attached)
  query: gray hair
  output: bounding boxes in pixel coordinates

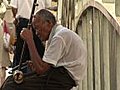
[36,9,56,25]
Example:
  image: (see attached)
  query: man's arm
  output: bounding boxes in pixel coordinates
[10,0,18,18]
[11,7,19,27]
[20,29,51,75]
[10,0,18,26]
[11,7,17,18]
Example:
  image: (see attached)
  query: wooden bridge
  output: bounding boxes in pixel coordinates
[56,0,120,90]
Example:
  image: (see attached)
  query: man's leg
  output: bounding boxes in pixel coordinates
[1,74,64,90]
[1,67,76,90]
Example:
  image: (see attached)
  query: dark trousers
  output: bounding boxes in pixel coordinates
[13,17,45,73]
[1,67,76,90]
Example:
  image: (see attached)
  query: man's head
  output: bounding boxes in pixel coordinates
[32,9,56,41]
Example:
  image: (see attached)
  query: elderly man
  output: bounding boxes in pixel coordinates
[1,9,87,90]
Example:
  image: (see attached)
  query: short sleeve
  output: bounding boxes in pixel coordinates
[43,36,66,66]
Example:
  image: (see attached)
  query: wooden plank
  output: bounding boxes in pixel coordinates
[116,33,120,90]
[86,8,93,90]
[66,0,69,28]
[57,0,62,23]
[68,0,72,29]
[99,11,104,90]
[115,0,120,16]
[61,0,67,26]
[109,24,117,90]
[81,14,87,90]
[71,0,75,31]
[102,17,110,90]
[92,8,101,90]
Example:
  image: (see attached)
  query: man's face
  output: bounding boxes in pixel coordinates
[32,15,51,41]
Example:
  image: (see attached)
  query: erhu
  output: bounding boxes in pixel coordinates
[13,0,38,84]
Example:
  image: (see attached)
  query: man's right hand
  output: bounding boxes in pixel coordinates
[13,18,19,26]
[20,28,33,42]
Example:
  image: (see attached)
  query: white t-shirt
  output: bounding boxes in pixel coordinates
[10,0,51,19]
[43,24,87,85]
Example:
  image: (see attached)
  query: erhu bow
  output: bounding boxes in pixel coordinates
[13,0,38,84]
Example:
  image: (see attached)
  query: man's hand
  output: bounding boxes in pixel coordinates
[13,18,19,27]
[20,28,33,42]
[27,61,36,72]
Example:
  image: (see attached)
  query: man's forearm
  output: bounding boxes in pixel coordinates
[26,39,50,74]
[11,7,17,18]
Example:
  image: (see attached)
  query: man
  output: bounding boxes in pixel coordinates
[9,0,52,73]
[1,9,87,90]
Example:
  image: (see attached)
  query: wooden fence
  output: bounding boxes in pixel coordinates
[58,1,120,90]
